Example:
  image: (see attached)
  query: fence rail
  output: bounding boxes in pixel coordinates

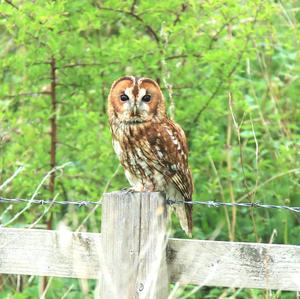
[0,192,299,298]
[0,228,299,291]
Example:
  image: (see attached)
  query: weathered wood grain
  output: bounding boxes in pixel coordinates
[0,192,299,292]
[0,227,101,279]
[167,238,300,291]
[99,191,169,299]
[1,230,299,291]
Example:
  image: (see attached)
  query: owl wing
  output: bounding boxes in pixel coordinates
[145,119,193,200]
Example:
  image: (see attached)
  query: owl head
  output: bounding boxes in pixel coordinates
[108,76,166,125]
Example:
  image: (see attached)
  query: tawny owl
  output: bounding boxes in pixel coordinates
[108,76,193,236]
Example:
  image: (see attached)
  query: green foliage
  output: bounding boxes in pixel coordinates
[0,0,299,297]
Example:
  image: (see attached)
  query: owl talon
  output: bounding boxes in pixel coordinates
[121,187,137,195]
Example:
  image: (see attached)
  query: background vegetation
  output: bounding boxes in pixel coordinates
[0,0,299,298]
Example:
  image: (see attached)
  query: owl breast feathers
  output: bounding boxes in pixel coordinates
[108,76,193,236]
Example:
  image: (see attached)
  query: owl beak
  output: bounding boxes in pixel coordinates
[132,104,138,116]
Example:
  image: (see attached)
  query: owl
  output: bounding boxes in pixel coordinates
[108,76,193,236]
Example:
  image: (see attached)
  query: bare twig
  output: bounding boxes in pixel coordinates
[208,155,232,239]
[96,5,160,43]
[237,168,300,203]
[173,3,188,26]
[75,163,121,232]
[0,166,24,191]
[0,162,72,227]
[4,0,19,10]
[192,2,262,124]
[40,56,58,294]
[130,0,137,14]
[191,80,223,124]
[49,57,57,199]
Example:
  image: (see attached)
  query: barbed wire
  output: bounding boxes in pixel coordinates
[0,197,101,207]
[0,196,300,213]
[168,200,300,213]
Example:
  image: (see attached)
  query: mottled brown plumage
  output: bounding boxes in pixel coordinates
[108,76,193,235]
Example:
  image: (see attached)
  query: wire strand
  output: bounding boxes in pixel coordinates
[0,197,101,207]
[0,196,299,213]
[167,200,300,213]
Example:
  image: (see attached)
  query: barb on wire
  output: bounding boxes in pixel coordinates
[0,196,300,213]
[167,200,300,213]
[0,197,102,206]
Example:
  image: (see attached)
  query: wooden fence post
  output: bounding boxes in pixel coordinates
[99,191,169,299]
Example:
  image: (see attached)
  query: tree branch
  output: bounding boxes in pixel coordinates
[191,3,262,125]
[49,57,57,197]
[4,0,19,10]
[96,5,160,43]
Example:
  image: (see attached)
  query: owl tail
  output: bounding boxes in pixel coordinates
[173,203,193,237]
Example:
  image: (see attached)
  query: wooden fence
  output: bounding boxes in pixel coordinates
[0,192,299,298]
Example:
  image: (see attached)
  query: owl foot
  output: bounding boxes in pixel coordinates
[121,187,137,195]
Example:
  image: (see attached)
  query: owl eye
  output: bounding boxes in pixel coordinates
[120,94,129,102]
[142,95,151,102]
